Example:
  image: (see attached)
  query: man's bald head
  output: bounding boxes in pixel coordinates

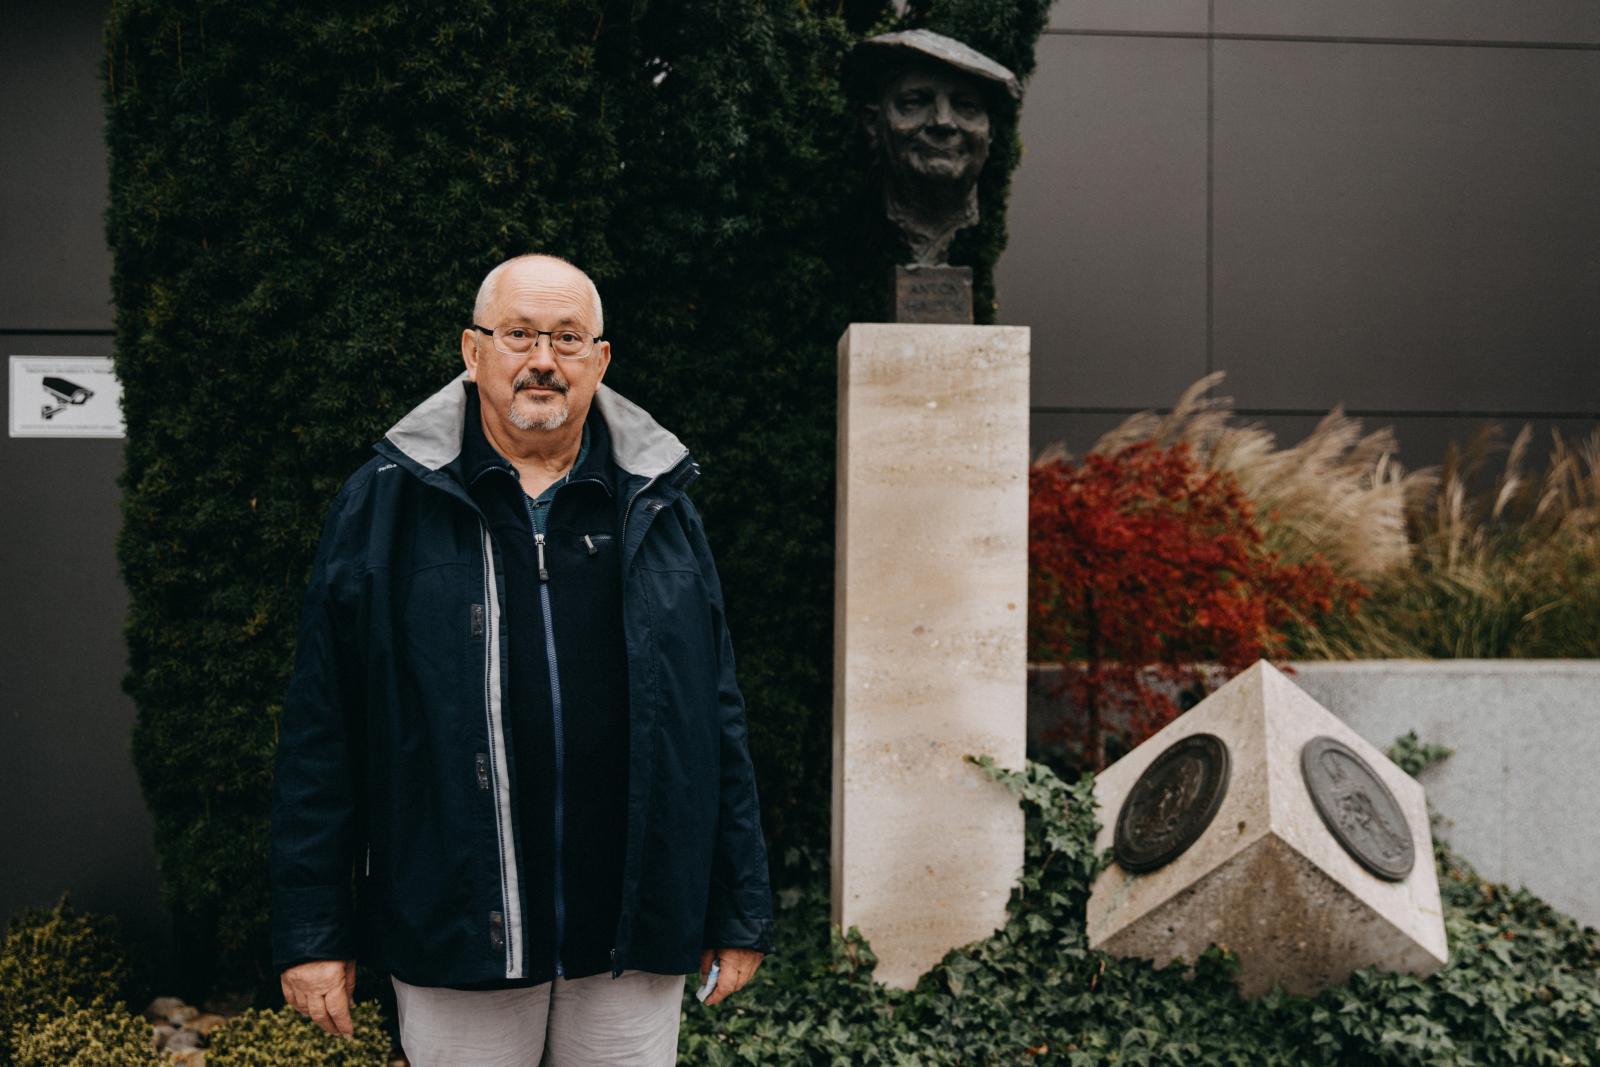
[473,254,604,336]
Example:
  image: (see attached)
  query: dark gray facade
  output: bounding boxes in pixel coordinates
[2,1,1597,984]
[1,0,172,981]
[1001,1,1600,464]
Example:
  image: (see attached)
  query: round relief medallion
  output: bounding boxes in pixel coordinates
[1300,735,1414,882]
[1113,733,1230,874]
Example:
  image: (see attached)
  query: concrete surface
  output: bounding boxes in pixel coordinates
[1087,660,1448,996]
[832,323,1031,989]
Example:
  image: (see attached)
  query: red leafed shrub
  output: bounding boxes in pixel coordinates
[1030,440,1366,770]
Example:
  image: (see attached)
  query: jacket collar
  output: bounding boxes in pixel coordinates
[379,371,690,484]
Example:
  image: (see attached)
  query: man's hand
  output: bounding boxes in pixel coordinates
[280,959,357,1038]
[698,946,764,1007]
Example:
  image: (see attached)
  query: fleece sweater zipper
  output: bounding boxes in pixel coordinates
[523,495,568,979]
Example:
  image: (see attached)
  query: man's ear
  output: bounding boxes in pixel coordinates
[461,329,479,381]
[594,340,612,384]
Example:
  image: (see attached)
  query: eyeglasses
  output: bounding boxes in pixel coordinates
[472,324,602,360]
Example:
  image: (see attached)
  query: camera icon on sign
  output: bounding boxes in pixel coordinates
[41,376,94,420]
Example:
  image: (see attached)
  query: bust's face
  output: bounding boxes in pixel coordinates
[875,65,992,189]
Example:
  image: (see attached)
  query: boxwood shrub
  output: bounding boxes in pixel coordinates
[0,896,133,1063]
[204,1003,390,1066]
[8,999,161,1067]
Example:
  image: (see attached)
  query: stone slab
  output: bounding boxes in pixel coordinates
[832,322,1030,989]
[1285,660,1600,930]
[1088,660,1448,997]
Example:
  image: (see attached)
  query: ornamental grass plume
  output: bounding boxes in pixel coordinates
[1078,371,1433,583]
[1311,421,1600,658]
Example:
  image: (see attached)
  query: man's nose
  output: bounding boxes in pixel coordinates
[520,338,561,373]
[929,94,957,130]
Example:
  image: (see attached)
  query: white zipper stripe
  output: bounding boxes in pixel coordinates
[480,523,524,978]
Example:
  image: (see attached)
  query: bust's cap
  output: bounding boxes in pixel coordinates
[850,29,1021,101]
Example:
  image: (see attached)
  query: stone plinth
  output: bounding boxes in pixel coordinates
[832,322,1030,989]
[1087,660,1449,997]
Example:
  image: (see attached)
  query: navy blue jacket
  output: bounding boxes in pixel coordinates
[269,375,776,986]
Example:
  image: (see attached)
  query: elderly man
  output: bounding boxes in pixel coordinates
[270,254,774,1064]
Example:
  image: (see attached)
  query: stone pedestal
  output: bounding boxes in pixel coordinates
[1087,660,1449,997]
[832,322,1031,989]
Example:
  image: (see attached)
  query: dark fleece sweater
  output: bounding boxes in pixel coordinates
[454,383,631,988]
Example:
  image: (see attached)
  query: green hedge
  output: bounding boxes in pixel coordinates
[676,756,1600,1065]
[107,0,1050,989]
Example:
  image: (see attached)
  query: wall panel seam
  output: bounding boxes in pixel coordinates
[1031,406,1600,419]
[1043,28,1600,51]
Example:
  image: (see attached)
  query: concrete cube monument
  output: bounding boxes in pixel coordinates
[1087,659,1449,997]
[832,322,1030,989]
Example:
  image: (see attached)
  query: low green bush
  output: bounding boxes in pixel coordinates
[0,895,132,1062]
[205,1003,390,1066]
[8,999,161,1067]
[678,756,1600,1066]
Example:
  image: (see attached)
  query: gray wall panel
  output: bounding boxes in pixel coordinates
[0,1,115,330]
[1049,0,1208,34]
[1030,410,1133,461]
[1212,40,1600,414]
[998,34,1209,408]
[1216,1,1600,45]
[0,332,170,979]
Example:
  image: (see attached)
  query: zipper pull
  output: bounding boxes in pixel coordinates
[534,532,549,581]
[584,534,597,556]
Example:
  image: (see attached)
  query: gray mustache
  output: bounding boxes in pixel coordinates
[514,372,568,394]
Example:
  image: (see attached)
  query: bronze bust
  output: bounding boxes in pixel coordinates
[854,30,1021,268]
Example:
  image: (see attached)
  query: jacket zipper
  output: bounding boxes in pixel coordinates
[619,459,696,546]
[479,521,524,978]
[620,475,663,546]
[523,502,568,979]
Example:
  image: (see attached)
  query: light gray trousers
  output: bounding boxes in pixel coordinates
[392,970,686,1067]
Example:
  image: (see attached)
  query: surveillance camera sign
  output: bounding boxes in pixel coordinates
[9,356,125,438]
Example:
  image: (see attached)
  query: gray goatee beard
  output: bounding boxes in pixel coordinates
[507,373,570,431]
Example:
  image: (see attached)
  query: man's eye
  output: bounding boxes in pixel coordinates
[556,332,582,344]
[507,328,531,339]
[897,92,931,108]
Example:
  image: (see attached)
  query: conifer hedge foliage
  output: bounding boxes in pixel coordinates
[107,0,1050,986]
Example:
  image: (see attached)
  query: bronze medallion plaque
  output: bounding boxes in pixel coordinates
[1301,736,1414,882]
[1114,733,1230,874]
